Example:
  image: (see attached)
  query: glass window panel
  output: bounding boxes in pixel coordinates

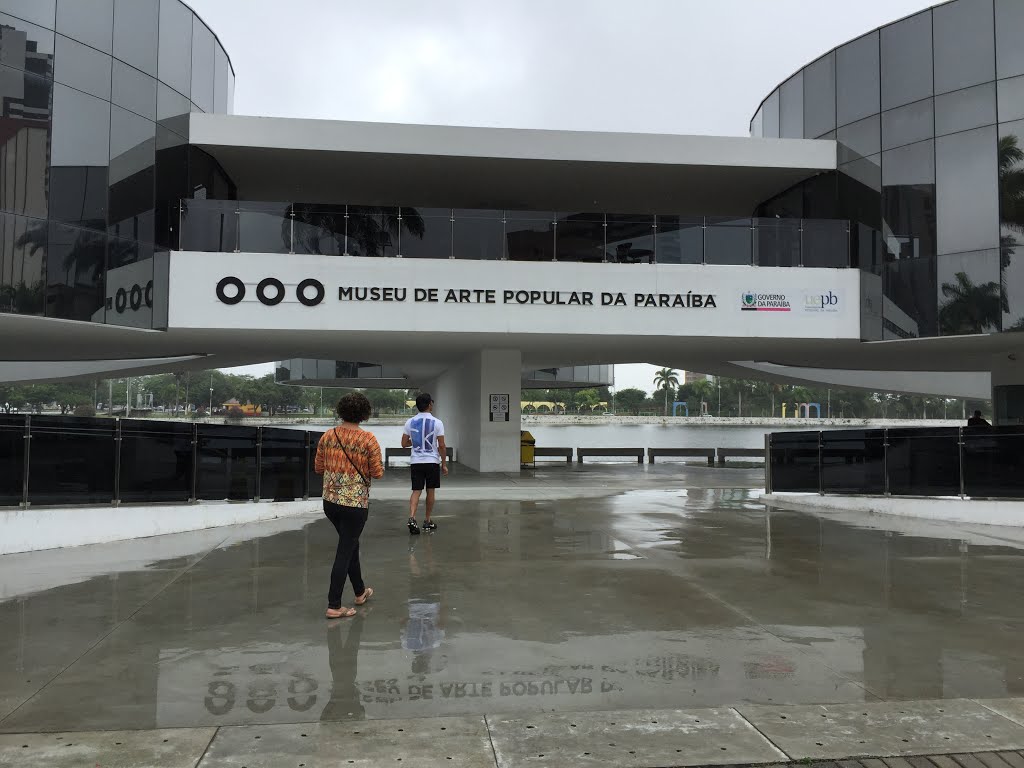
[768,432,819,493]
[49,83,109,228]
[237,201,290,254]
[887,428,962,495]
[881,98,934,150]
[117,420,192,502]
[836,31,880,127]
[802,219,850,268]
[1,1,55,29]
[453,209,502,260]
[963,428,1024,497]
[653,216,702,264]
[837,114,880,162]
[997,0,1024,79]
[179,199,236,251]
[884,255,937,338]
[157,0,190,97]
[882,140,936,263]
[881,10,933,110]
[399,207,452,259]
[196,424,257,501]
[504,211,554,261]
[108,104,155,245]
[55,0,112,53]
[803,51,836,138]
[290,203,345,256]
[937,248,1002,335]
[779,72,803,139]
[704,217,751,265]
[933,0,995,95]
[45,220,106,320]
[227,68,234,114]
[821,430,886,494]
[27,417,116,505]
[0,11,54,82]
[53,33,109,99]
[189,17,214,112]
[156,82,190,133]
[213,43,228,114]
[999,120,1024,331]
[936,125,999,254]
[154,127,186,249]
[307,429,324,498]
[607,214,655,264]
[762,89,779,139]
[750,106,762,138]
[0,415,24,505]
[0,211,45,314]
[0,64,51,218]
[754,219,799,267]
[346,205,399,257]
[112,0,157,76]
[111,59,156,120]
[260,428,306,501]
[935,82,996,136]
[555,212,605,262]
[998,75,1024,123]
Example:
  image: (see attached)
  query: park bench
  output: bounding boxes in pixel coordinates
[647,448,715,465]
[716,447,765,465]
[577,447,644,464]
[385,446,455,467]
[534,447,573,464]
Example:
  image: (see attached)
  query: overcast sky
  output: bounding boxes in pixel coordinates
[198,0,934,393]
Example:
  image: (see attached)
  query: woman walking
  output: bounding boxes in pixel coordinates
[315,393,384,619]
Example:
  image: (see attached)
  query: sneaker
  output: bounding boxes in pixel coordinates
[423,520,437,532]
[408,518,420,535]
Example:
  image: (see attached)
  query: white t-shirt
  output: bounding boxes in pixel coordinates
[403,412,445,464]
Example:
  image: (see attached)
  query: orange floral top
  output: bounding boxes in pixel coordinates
[315,428,384,508]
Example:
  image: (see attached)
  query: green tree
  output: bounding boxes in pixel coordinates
[652,368,680,416]
[614,387,648,415]
[939,271,1003,335]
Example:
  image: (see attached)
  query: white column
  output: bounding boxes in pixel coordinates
[428,349,522,473]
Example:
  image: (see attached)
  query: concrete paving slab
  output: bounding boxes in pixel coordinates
[486,707,786,768]
[738,700,1024,760]
[197,716,494,768]
[980,701,1024,728]
[0,727,215,768]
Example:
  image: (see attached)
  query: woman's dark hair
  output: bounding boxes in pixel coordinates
[336,392,373,423]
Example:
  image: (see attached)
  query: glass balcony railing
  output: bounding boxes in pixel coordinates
[178,200,851,267]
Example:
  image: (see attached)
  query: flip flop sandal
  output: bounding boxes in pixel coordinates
[355,587,374,605]
[325,606,356,619]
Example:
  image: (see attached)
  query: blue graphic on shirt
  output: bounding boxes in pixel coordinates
[408,414,441,463]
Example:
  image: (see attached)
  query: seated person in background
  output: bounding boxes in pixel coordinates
[967,410,991,427]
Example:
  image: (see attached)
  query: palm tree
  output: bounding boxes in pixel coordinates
[998,134,1024,327]
[652,368,680,416]
[938,271,1003,335]
[286,204,427,256]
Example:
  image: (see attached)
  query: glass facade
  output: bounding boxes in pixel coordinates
[752,0,1020,340]
[0,0,233,325]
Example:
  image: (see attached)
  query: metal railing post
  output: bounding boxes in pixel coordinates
[20,414,31,508]
[958,426,966,499]
[113,418,122,507]
[818,430,824,496]
[764,433,772,494]
[254,426,263,502]
[190,423,198,503]
[234,209,241,253]
[883,428,891,496]
[288,210,295,254]
[303,431,311,500]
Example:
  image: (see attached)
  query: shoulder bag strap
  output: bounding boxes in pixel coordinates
[333,428,370,487]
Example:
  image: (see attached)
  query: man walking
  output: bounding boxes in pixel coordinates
[403,393,448,534]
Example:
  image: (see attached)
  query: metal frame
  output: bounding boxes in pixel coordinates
[20,414,31,509]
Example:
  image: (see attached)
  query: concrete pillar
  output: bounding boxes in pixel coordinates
[428,350,522,473]
[991,356,1024,425]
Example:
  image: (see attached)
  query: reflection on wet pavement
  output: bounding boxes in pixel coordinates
[3,464,1024,732]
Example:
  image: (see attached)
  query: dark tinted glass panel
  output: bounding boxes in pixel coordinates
[964,428,1024,497]
[886,428,960,495]
[347,206,398,257]
[27,416,115,505]
[227,70,234,114]
[934,82,996,136]
[0,415,24,505]
[801,171,840,219]
[400,207,451,259]
[53,33,109,99]
[653,216,702,264]
[56,0,112,53]
[933,0,994,94]
[769,432,819,492]
[997,0,1024,79]
[213,43,228,114]
[152,127,183,249]
[999,120,1024,331]
[307,430,325,499]
[0,211,45,315]
[0,0,55,28]
[936,126,999,255]
[118,419,192,502]
[0,12,54,82]
[779,73,803,139]
[750,106,762,138]
[937,249,1001,335]
[839,154,882,228]
[112,60,156,120]
[179,199,236,252]
[260,428,306,501]
[882,139,936,262]
[156,82,190,133]
[45,220,105,320]
[704,217,751,265]
[157,0,191,97]
[837,115,880,162]
[112,0,157,76]
[50,81,110,184]
[108,105,155,245]
[762,90,779,139]
[754,219,799,266]
[556,212,605,262]
[999,76,1024,123]
[801,219,849,268]
[804,52,836,138]
[821,430,885,494]
[0,64,51,218]
[189,18,214,112]
[836,31,880,126]
[290,204,345,256]
[607,214,655,264]
[196,424,257,501]
[884,255,937,338]
[238,201,290,254]
[881,99,933,150]
[880,10,933,110]
[505,211,553,261]
[453,209,502,260]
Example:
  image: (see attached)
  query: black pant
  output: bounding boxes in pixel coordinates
[324,500,368,608]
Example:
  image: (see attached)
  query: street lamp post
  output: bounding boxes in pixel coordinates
[717,380,722,418]
[208,373,214,416]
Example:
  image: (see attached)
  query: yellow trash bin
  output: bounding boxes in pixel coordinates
[520,430,536,467]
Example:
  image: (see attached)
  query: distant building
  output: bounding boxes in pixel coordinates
[683,372,709,384]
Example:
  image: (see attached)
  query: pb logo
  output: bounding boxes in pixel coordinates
[820,291,838,307]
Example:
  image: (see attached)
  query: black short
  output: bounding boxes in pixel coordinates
[411,463,441,491]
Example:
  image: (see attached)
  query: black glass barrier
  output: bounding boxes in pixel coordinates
[770,427,1024,499]
[176,200,851,268]
[0,416,329,507]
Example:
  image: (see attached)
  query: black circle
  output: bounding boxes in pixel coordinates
[129,284,142,311]
[296,278,325,307]
[256,278,285,306]
[216,276,245,305]
[115,288,127,314]
[144,280,153,308]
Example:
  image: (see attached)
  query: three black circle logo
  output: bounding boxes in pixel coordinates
[111,280,154,314]
[216,277,325,307]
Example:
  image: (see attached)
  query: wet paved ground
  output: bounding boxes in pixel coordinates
[3,462,1024,764]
